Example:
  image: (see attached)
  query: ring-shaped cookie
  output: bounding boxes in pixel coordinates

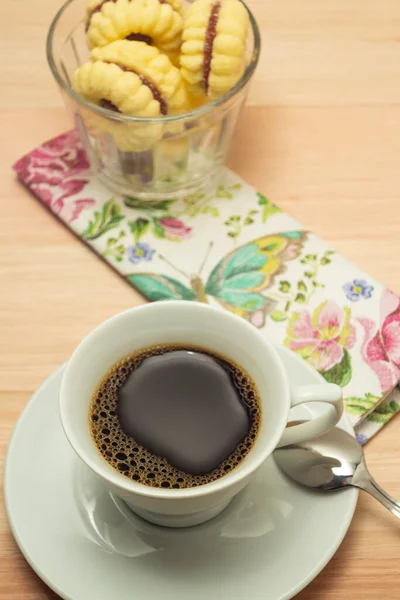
[86,0,184,63]
[72,40,189,150]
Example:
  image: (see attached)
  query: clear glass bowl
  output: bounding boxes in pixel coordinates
[47,0,261,199]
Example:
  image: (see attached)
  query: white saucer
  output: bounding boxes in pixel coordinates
[4,347,358,600]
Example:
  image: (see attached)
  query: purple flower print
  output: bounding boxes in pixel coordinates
[343,279,374,302]
[127,243,155,265]
[356,433,368,445]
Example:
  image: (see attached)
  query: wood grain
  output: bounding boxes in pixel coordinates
[1,0,400,598]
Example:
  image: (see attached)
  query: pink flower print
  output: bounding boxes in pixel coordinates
[13,130,93,223]
[63,198,97,223]
[14,130,89,184]
[158,218,192,240]
[59,179,88,199]
[359,289,400,392]
[284,300,356,372]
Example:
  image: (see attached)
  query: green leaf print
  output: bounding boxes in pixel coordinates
[152,217,165,239]
[294,292,306,303]
[224,209,261,243]
[82,199,125,240]
[367,400,400,424]
[320,257,331,265]
[344,393,380,416]
[129,218,150,243]
[124,196,175,211]
[279,280,291,293]
[102,230,126,262]
[270,310,288,322]
[321,349,352,387]
[202,205,220,217]
[216,185,233,199]
[298,280,307,292]
[257,192,281,223]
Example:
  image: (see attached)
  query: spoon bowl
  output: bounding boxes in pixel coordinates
[274,426,400,519]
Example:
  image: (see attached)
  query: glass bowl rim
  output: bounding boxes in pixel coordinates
[46,0,261,125]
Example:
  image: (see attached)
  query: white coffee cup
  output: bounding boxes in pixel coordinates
[60,301,342,528]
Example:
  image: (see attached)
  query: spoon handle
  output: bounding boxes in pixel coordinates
[354,462,400,519]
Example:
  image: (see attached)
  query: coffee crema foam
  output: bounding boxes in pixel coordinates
[89,345,261,489]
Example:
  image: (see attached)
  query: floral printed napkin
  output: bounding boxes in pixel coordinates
[14,129,400,444]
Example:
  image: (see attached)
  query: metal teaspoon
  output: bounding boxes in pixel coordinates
[274,426,400,519]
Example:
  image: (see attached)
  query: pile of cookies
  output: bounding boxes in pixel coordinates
[73,0,250,123]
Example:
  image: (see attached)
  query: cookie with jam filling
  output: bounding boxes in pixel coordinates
[72,40,189,150]
[180,0,249,99]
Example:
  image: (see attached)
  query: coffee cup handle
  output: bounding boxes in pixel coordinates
[276,384,343,448]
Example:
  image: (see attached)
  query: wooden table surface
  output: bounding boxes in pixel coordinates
[1,0,400,598]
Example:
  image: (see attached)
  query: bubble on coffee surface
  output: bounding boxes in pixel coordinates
[89,344,261,489]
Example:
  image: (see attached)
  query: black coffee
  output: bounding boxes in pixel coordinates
[89,344,261,489]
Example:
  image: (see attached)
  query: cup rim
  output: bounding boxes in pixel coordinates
[59,301,290,500]
[46,0,261,125]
